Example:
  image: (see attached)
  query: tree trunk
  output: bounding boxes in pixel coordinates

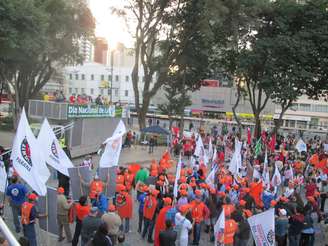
[254,114,261,139]
[273,102,291,135]
[232,86,242,132]
[138,110,146,130]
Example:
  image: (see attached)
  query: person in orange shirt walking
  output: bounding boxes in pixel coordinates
[190,190,210,245]
[80,174,105,204]
[115,185,133,233]
[142,189,160,243]
[72,196,90,246]
[223,214,238,246]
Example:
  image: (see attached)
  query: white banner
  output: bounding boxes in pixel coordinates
[99,120,126,168]
[228,138,242,176]
[173,154,182,198]
[295,139,307,153]
[214,210,225,246]
[247,209,275,246]
[37,119,73,176]
[0,160,7,192]
[10,109,50,195]
[262,149,270,185]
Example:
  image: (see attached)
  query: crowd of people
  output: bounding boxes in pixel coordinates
[1,125,328,246]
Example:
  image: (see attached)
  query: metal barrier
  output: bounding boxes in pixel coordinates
[0,217,20,246]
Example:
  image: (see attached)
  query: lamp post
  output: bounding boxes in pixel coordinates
[110,49,114,103]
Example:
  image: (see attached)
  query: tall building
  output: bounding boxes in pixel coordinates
[94,37,108,65]
[78,37,93,62]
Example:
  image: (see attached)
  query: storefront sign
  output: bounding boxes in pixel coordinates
[67,104,120,118]
[201,79,220,87]
[201,98,224,108]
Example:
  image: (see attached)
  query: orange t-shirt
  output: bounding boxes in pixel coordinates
[143,195,158,220]
[75,204,90,221]
[191,201,209,223]
[224,219,238,245]
[89,181,103,199]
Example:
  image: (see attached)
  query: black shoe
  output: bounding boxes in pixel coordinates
[15,228,21,233]
[138,229,141,233]
[58,237,65,242]
[147,239,154,243]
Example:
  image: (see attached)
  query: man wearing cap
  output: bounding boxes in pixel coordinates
[275,209,289,246]
[21,193,45,246]
[81,207,102,246]
[115,185,133,233]
[57,187,73,242]
[154,197,172,246]
[142,189,160,243]
[190,190,210,245]
[6,176,28,233]
[137,185,148,233]
[81,174,104,204]
[72,196,90,246]
[102,205,122,245]
[175,204,192,246]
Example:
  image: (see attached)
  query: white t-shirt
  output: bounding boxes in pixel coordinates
[175,212,192,245]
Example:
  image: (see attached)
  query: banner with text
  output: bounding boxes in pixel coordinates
[67,105,124,118]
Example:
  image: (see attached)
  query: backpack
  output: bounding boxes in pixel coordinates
[165,207,178,224]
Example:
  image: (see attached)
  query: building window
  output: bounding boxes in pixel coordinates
[75,74,79,80]
[125,90,128,97]
[299,103,310,112]
[100,89,104,95]
[115,89,118,96]
[115,75,119,82]
[91,74,94,80]
[125,75,129,82]
[101,74,104,80]
[90,88,94,95]
[81,88,85,94]
[81,74,85,80]
[69,74,73,80]
[297,120,308,129]
[108,75,112,81]
[108,89,111,95]
[68,88,72,94]
[75,88,79,94]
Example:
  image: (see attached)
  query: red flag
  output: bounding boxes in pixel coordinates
[269,134,276,152]
[247,128,251,145]
[315,158,327,170]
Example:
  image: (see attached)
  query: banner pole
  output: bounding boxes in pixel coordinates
[78,167,83,196]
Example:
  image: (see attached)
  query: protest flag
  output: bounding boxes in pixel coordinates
[173,154,182,198]
[99,120,126,168]
[10,108,50,195]
[37,118,73,176]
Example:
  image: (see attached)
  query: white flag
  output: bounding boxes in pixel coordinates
[10,109,50,195]
[37,118,73,176]
[295,139,307,153]
[247,209,275,246]
[271,162,282,187]
[262,149,270,185]
[0,160,7,192]
[99,120,126,168]
[194,135,209,166]
[206,165,217,189]
[228,138,242,176]
[173,154,182,198]
[212,146,217,163]
[214,210,225,246]
[208,137,213,160]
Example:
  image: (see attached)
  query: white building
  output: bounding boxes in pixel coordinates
[64,45,158,104]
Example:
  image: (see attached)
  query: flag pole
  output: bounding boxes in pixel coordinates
[46,191,50,246]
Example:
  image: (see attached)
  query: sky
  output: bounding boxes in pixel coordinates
[89,0,134,48]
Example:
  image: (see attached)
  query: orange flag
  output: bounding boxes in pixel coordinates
[316,159,327,170]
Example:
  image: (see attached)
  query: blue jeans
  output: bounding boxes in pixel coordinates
[142,218,154,240]
[193,223,201,245]
[119,218,130,233]
[289,234,300,246]
[23,223,37,246]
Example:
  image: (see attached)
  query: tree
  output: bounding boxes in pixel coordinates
[0,0,95,127]
[119,0,211,129]
[206,0,271,138]
[158,83,192,131]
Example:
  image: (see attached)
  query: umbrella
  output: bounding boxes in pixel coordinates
[141,125,169,135]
